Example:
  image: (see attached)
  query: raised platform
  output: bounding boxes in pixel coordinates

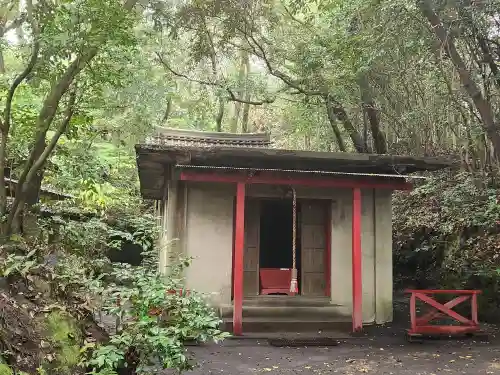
[219,296,351,334]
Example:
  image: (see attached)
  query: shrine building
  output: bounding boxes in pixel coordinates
[135,127,452,335]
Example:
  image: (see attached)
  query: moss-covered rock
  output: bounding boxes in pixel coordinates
[40,311,83,374]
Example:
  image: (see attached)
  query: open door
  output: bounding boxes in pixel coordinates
[300,199,327,296]
[243,198,260,296]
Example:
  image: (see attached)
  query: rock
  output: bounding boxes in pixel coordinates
[30,276,51,297]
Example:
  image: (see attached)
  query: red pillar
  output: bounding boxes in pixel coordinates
[352,187,363,332]
[233,182,246,335]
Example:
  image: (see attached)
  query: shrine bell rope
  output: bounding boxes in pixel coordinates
[290,187,298,294]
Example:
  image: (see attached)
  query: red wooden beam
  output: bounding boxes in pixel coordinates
[416,295,469,325]
[179,171,412,190]
[352,187,363,332]
[233,182,246,335]
[416,293,472,325]
[405,289,481,294]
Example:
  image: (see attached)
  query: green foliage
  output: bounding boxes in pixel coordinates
[0,364,13,375]
[0,248,38,277]
[393,172,500,319]
[85,253,229,374]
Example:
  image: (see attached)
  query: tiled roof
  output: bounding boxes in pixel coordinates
[145,127,271,148]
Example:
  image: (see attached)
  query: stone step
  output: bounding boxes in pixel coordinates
[219,304,345,319]
[221,317,351,333]
[241,296,332,307]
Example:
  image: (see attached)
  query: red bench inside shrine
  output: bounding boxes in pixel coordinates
[405,289,483,339]
[259,268,294,295]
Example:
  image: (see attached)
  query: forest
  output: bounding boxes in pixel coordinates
[1,0,500,374]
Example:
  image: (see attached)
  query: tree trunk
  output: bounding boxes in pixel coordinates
[457,1,500,92]
[358,75,387,154]
[7,51,98,231]
[201,17,225,132]
[215,97,224,132]
[325,100,346,152]
[326,97,369,153]
[162,97,172,124]
[0,47,5,74]
[0,5,40,220]
[0,132,6,220]
[6,0,139,233]
[240,56,251,132]
[418,0,500,160]
[24,139,45,205]
[8,88,77,232]
[230,50,248,132]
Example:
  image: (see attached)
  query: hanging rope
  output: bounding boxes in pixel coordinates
[290,187,298,294]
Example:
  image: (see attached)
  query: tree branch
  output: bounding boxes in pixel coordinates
[1,1,39,134]
[2,13,27,36]
[418,0,500,159]
[6,0,140,232]
[155,52,277,105]
[242,32,324,97]
[8,87,78,231]
[0,0,39,218]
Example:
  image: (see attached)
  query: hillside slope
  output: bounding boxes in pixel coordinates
[393,172,500,320]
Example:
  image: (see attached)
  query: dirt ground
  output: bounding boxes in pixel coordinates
[184,335,500,375]
[173,298,500,374]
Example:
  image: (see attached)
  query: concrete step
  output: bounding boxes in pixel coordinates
[221,317,351,333]
[241,296,331,307]
[219,304,345,319]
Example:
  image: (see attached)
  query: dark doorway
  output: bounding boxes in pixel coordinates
[259,199,301,291]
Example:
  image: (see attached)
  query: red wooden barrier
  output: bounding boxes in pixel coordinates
[405,289,482,338]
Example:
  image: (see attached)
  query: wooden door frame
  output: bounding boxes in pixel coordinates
[232,196,261,299]
[233,196,332,298]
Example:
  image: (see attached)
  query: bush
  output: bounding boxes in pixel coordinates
[85,251,229,375]
[1,206,227,374]
[393,171,500,319]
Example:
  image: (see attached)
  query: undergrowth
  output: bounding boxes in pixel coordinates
[393,171,500,319]
[0,205,227,374]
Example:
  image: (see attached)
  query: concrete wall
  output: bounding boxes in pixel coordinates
[374,189,393,323]
[166,183,393,325]
[183,182,235,306]
[330,188,393,324]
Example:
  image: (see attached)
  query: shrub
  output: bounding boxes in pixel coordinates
[85,251,229,374]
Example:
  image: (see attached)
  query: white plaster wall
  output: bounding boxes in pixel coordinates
[361,189,376,323]
[374,189,393,323]
[330,188,391,324]
[330,189,354,317]
[184,182,235,306]
[180,182,393,325]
